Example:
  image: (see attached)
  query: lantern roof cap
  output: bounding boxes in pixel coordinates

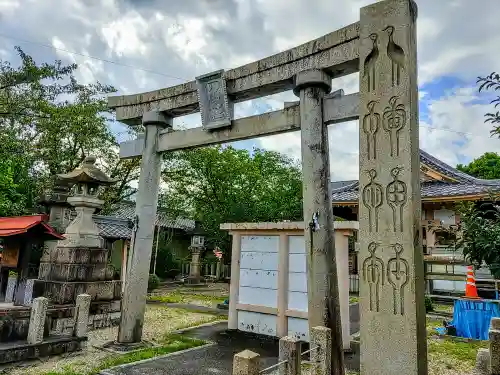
[57,156,117,185]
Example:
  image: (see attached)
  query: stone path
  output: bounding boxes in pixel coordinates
[100,304,360,375]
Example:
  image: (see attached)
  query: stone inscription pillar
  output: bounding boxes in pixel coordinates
[358,1,427,375]
[189,247,202,283]
[294,69,344,374]
[27,297,48,344]
[118,111,172,343]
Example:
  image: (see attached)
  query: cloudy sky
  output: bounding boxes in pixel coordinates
[0,0,499,181]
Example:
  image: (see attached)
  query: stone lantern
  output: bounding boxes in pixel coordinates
[187,226,206,284]
[56,156,116,248]
[38,156,122,311]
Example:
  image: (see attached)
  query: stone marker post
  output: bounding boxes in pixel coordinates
[27,297,48,344]
[233,350,261,375]
[279,336,301,375]
[294,69,344,375]
[490,317,500,374]
[476,348,491,375]
[311,326,332,375]
[118,111,172,343]
[358,1,427,375]
[74,294,91,337]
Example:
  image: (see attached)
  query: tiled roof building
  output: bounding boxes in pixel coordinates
[331,149,500,207]
[68,201,195,240]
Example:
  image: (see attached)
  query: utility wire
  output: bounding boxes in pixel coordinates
[0,33,492,142]
[0,32,189,82]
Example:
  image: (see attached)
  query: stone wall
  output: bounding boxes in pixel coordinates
[0,303,119,343]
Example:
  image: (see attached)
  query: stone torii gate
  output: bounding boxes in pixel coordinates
[108,1,426,374]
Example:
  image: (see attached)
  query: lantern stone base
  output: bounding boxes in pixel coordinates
[41,280,121,305]
[38,262,115,282]
[41,246,108,264]
[185,276,202,285]
[101,340,154,354]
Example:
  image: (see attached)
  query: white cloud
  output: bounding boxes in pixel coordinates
[420,86,500,166]
[101,12,149,58]
[0,0,498,183]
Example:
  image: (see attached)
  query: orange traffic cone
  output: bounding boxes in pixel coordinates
[465,265,480,299]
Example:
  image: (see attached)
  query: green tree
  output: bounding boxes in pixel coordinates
[457,200,500,278]
[0,158,26,217]
[0,46,139,214]
[477,72,500,132]
[457,152,500,179]
[161,145,303,252]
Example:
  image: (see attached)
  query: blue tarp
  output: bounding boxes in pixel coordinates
[452,299,500,340]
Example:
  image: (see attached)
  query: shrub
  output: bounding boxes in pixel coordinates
[148,274,160,291]
[425,296,434,312]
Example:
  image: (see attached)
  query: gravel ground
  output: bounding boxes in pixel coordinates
[3,306,223,375]
[149,284,230,308]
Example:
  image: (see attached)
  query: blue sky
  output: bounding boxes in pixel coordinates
[0,0,499,181]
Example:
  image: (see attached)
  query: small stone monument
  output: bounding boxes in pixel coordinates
[186,229,206,284]
[38,156,122,310]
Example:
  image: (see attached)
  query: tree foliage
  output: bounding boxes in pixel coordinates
[456,200,500,278]
[0,46,139,216]
[161,145,303,252]
[478,72,500,133]
[457,152,500,179]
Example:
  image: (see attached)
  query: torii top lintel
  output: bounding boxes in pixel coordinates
[107,22,360,125]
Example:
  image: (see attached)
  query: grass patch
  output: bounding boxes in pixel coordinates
[349,295,359,304]
[428,337,486,365]
[428,337,487,374]
[426,318,443,337]
[433,303,454,314]
[344,320,486,375]
[174,312,227,328]
[40,334,206,375]
[426,317,487,374]
[148,292,227,307]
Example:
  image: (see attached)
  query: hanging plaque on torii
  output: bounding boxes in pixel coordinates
[195,69,234,130]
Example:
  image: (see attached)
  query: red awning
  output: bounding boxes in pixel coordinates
[0,215,65,239]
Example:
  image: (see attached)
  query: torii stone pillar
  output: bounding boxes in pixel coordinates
[358,1,427,375]
[118,111,172,343]
[294,69,345,374]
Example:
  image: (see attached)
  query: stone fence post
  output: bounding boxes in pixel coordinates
[74,294,91,337]
[475,317,500,375]
[27,297,48,344]
[310,326,332,375]
[490,317,500,374]
[279,336,301,375]
[233,350,261,375]
[5,276,16,303]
